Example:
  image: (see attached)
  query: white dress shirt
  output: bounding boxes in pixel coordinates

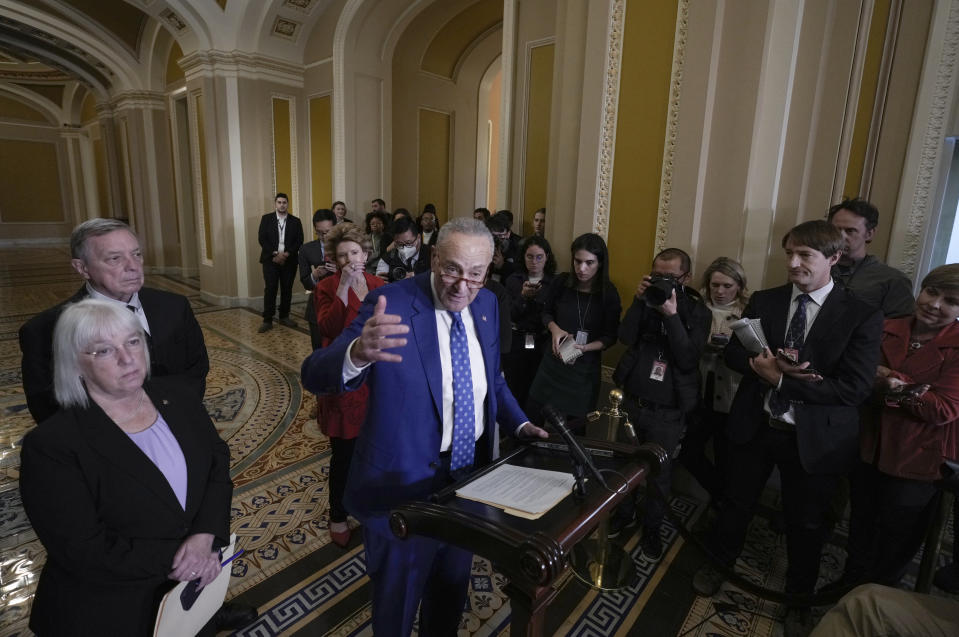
[276,212,288,253]
[87,284,151,335]
[765,280,834,424]
[342,274,489,451]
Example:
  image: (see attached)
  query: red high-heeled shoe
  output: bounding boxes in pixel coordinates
[330,527,351,548]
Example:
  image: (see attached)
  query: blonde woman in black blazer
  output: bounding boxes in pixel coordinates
[20,300,232,636]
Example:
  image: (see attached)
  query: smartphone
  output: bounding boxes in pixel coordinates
[776,350,819,375]
[776,350,800,366]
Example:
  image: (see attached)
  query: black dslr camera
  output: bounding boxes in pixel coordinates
[391,265,411,282]
[643,275,681,306]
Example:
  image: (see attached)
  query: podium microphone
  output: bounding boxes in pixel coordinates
[542,405,608,490]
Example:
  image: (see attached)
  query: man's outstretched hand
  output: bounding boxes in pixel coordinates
[350,295,410,366]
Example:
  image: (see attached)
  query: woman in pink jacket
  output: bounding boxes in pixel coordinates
[841,264,959,587]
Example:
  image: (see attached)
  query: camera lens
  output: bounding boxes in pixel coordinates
[643,278,674,306]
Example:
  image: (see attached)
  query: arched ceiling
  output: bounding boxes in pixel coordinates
[0,0,506,109]
[421,0,501,79]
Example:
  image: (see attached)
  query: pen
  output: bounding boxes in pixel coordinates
[220,548,244,567]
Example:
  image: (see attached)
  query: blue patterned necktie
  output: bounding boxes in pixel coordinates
[769,293,811,417]
[448,311,475,471]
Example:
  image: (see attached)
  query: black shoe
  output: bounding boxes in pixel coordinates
[783,607,813,637]
[640,528,663,561]
[257,321,273,333]
[213,601,259,630]
[934,562,959,594]
[692,563,724,597]
[278,317,297,328]
[607,510,636,539]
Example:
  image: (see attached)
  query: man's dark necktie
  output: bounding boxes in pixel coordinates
[448,311,475,472]
[769,294,810,417]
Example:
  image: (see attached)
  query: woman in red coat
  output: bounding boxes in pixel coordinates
[314,223,384,547]
[842,264,959,587]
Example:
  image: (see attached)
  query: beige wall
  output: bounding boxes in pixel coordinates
[664,0,930,290]
[1,0,946,312]
[390,0,504,220]
[0,104,75,241]
[509,0,556,217]
[0,139,65,223]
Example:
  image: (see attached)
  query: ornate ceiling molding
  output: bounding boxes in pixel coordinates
[113,90,166,111]
[179,50,304,87]
[158,8,188,33]
[592,0,626,239]
[898,0,959,277]
[653,0,689,254]
[0,15,114,95]
[271,16,300,41]
[0,67,70,81]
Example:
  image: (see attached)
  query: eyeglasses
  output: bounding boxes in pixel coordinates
[395,240,418,248]
[84,336,144,360]
[439,265,487,289]
[525,253,545,262]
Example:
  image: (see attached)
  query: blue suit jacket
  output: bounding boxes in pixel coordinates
[301,272,528,536]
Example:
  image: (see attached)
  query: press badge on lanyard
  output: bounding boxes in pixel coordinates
[650,358,667,382]
[575,330,588,345]
[525,333,536,349]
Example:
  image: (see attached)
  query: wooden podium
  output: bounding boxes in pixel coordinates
[389,436,666,636]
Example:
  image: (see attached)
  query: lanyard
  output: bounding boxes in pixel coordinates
[576,290,592,332]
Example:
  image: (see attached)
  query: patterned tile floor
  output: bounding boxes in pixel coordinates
[2,245,957,637]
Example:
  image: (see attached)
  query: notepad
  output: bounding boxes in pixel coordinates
[153,534,237,637]
[456,464,576,519]
[729,317,769,356]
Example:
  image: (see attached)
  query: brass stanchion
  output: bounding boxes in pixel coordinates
[570,389,636,590]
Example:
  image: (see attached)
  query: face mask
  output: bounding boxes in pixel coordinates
[398,245,417,260]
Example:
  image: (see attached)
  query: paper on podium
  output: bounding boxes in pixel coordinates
[153,534,237,637]
[455,465,576,519]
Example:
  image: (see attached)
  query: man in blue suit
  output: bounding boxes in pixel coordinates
[301,218,547,635]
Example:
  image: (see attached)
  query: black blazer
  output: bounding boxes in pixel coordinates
[19,286,210,424]
[298,239,334,323]
[258,212,304,264]
[19,377,233,636]
[724,283,883,474]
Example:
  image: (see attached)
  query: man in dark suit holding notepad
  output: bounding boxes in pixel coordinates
[693,221,882,634]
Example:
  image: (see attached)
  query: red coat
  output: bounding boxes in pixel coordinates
[860,317,959,480]
[314,271,384,439]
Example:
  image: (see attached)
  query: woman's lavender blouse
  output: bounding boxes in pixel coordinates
[126,413,188,510]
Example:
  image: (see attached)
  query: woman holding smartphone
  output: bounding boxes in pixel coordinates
[837,264,959,588]
[503,236,557,407]
[679,257,749,510]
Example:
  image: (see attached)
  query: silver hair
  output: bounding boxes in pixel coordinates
[53,299,150,409]
[70,218,137,260]
[435,217,494,254]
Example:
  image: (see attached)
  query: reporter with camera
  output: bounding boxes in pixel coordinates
[611,249,711,558]
[375,216,430,282]
[488,212,522,281]
[527,233,621,424]
[837,264,959,588]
